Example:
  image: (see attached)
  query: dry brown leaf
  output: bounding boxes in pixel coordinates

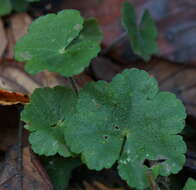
[94,181,124,190]
[62,0,196,64]
[83,181,96,190]
[0,19,7,57]
[0,61,69,95]
[0,89,29,105]
[0,146,53,190]
[10,13,32,42]
[91,57,122,82]
[5,27,15,59]
[4,13,32,59]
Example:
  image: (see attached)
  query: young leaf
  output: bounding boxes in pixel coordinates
[0,0,12,16]
[122,2,158,61]
[64,69,186,189]
[21,86,77,157]
[14,10,102,77]
[42,156,81,190]
[183,178,196,190]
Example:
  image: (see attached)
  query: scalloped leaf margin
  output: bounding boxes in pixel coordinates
[15,9,102,77]
[64,68,186,189]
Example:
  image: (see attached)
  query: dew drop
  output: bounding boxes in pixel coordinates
[74,24,82,31]
[20,51,32,60]
[67,37,73,43]
[59,47,65,54]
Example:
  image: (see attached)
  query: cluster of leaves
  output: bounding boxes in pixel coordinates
[0,0,40,16]
[21,69,186,190]
[14,3,188,190]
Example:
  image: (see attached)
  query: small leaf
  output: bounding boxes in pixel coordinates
[183,178,196,190]
[11,0,29,12]
[21,86,77,157]
[29,129,70,157]
[42,156,81,190]
[122,2,158,61]
[15,10,102,77]
[26,0,40,2]
[64,68,186,189]
[0,0,12,16]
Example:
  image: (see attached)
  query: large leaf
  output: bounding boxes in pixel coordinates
[183,178,196,190]
[0,0,12,16]
[122,2,158,61]
[21,86,77,157]
[64,68,186,189]
[15,10,102,77]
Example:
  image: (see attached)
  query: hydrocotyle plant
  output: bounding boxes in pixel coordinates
[14,4,187,190]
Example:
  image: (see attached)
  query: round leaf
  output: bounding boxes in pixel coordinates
[0,0,12,16]
[11,0,29,12]
[22,86,77,157]
[183,178,196,190]
[14,10,102,77]
[122,2,158,61]
[64,68,186,189]
[42,156,81,190]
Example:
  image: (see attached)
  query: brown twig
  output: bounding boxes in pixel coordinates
[17,120,24,190]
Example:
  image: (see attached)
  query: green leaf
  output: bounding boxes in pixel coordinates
[183,178,196,190]
[21,86,77,157]
[26,0,40,2]
[64,68,186,189]
[11,0,29,12]
[14,10,102,77]
[122,2,158,61]
[42,156,81,190]
[0,0,12,16]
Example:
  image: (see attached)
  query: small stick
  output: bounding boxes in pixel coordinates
[68,77,79,95]
[17,120,24,190]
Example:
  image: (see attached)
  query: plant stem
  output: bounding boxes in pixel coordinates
[118,136,127,159]
[68,77,79,95]
[147,171,157,190]
[100,32,127,56]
